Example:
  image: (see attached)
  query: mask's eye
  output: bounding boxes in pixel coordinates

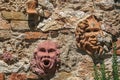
[48,48,56,53]
[85,29,91,32]
[93,29,99,32]
[39,48,46,52]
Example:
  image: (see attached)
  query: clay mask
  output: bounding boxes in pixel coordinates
[75,15,103,55]
[30,40,60,77]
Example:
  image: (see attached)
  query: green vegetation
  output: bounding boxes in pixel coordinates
[94,42,119,80]
[112,43,119,80]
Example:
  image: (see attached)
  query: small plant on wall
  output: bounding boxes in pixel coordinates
[94,42,119,80]
[112,42,119,80]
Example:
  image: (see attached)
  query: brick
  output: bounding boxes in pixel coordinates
[116,50,120,56]
[8,73,26,80]
[0,73,4,80]
[27,72,38,79]
[116,40,120,56]
[11,21,30,31]
[24,32,48,40]
[0,30,11,40]
[1,11,27,20]
[112,40,120,56]
[0,19,11,30]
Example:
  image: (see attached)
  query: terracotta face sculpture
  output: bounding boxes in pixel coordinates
[30,40,60,77]
[26,0,37,14]
[75,15,103,56]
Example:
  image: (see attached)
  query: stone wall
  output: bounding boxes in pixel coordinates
[0,0,120,80]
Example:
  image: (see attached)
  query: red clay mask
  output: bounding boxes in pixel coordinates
[30,40,60,77]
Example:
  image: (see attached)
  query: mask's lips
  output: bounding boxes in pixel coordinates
[42,58,51,68]
[44,60,50,66]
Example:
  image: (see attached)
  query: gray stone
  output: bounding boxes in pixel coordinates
[16,34,26,40]
[38,0,54,10]
[96,0,115,11]
[0,58,30,73]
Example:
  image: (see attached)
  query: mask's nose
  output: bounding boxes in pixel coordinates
[90,34,96,38]
[43,55,50,58]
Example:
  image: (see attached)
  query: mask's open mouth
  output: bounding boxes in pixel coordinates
[43,60,50,66]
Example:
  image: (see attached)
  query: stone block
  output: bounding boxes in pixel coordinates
[0,19,11,30]
[0,30,11,40]
[24,31,48,40]
[1,11,27,20]
[11,21,30,31]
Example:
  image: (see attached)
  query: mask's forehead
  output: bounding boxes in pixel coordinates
[86,15,101,29]
[37,41,57,49]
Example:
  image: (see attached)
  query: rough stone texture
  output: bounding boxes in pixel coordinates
[0,0,120,80]
[0,17,11,30]
[0,0,27,12]
[0,30,11,40]
[95,0,115,11]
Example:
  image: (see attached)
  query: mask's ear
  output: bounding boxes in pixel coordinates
[56,49,61,55]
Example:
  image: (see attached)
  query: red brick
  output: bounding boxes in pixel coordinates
[116,40,120,55]
[112,40,120,56]
[24,32,48,40]
[0,73,5,80]
[8,73,26,80]
[116,50,120,56]
[27,72,38,79]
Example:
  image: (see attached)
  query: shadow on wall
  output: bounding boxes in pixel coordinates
[114,0,120,3]
[28,13,39,30]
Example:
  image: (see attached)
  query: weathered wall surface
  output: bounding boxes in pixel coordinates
[0,0,120,80]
